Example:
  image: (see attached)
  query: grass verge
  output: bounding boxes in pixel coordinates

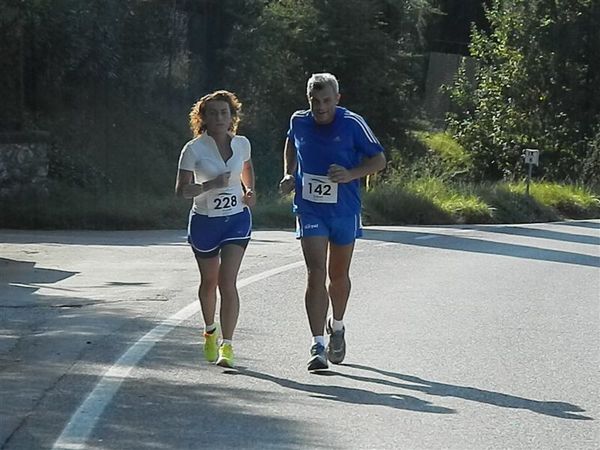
[1,180,598,229]
[364,178,599,226]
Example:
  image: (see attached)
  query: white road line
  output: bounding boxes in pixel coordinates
[52,261,305,450]
[415,235,439,240]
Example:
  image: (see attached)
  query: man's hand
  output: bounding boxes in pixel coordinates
[279,174,295,194]
[328,164,353,183]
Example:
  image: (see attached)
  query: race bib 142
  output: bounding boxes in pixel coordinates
[302,172,338,204]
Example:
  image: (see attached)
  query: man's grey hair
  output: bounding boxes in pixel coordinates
[306,73,339,97]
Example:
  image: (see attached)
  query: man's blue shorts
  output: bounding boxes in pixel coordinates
[295,212,362,246]
[188,208,251,258]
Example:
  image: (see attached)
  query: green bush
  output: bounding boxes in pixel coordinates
[0,183,189,229]
[414,131,473,180]
[363,182,451,225]
[364,175,492,225]
[406,177,492,224]
[581,129,600,189]
[446,0,599,182]
[251,192,295,229]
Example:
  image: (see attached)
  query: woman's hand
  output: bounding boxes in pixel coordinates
[180,171,231,198]
[207,171,231,190]
[181,183,203,198]
[243,189,256,207]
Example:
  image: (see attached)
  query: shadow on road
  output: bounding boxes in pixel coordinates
[0,229,188,246]
[554,221,600,230]
[0,257,78,285]
[468,225,600,246]
[0,257,80,306]
[362,227,600,268]
[342,363,593,421]
[0,256,182,448]
[238,368,455,414]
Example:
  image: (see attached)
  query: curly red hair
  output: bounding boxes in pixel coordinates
[189,90,242,137]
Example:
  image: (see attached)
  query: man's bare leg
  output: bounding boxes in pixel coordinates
[326,242,354,364]
[328,242,354,321]
[301,236,330,336]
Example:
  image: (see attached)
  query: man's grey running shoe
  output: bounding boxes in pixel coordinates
[326,321,346,364]
[307,343,328,371]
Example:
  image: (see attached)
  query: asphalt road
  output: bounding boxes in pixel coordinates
[1,220,599,450]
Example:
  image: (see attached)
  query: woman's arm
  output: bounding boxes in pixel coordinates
[175,169,200,198]
[175,169,230,199]
[241,159,256,207]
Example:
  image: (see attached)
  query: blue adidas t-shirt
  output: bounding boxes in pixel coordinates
[287,106,384,217]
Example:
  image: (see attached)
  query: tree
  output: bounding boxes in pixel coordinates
[447,0,600,181]
[221,0,435,187]
[426,0,488,55]
[0,0,24,130]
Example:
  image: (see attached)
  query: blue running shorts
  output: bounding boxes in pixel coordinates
[296,212,362,246]
[188,208,252,258]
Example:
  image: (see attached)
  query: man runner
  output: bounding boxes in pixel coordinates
[280,73,386,370]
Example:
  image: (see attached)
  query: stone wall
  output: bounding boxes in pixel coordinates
[0,132,50,197]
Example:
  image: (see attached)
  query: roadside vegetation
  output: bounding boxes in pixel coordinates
[363,178,599,226]
[2,131,598,230]
[362,130,599,226]
[1,0,598,229]
[2,178,598,230]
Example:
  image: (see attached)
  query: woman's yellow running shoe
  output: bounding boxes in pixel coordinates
[216,343,235,368]
[203,330,219,363]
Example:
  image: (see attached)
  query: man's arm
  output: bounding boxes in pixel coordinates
[328,152,386,184]
[283,138,297,176]
[279,138,297,193]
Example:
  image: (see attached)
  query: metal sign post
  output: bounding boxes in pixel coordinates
[522,149,539,196]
